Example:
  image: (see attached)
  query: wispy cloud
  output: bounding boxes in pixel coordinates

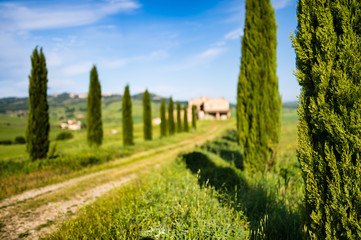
[166,47,227,71]
[0,0,141,31]
[62,62,93,77]
[100,50,168,69]
[224,27,243,40]
[271,0,293,10]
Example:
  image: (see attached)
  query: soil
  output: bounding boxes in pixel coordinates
[0,122,226,239]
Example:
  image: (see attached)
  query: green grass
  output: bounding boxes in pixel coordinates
[47,160,249,239]
[0,118,221,199]
[47,108,302,239]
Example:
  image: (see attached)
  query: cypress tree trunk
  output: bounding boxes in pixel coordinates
[122,85,133,146]
[168,97,175,135]
[176,102,182,133]
[236,0,281,171]
[160,99,167,137]
[191,105,197,130]
[86,65,103,147]
[143,89,152,140]
[25,47,50,161]
[183,105,189,132]
[293,1,361,238]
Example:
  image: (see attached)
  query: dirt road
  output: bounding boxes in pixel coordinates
[0,121,230,239]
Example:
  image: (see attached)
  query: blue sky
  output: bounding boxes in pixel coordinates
[0,0,299,103]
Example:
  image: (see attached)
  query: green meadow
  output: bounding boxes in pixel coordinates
[46,107,301,239]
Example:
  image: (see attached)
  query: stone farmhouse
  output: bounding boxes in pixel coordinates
[188,96,231,120]
[60,120,82,130]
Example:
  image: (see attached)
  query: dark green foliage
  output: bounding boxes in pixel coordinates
[25,47,50,161]
[182,129,301,239]
[14,136,26,144]
[168,97,175,135]
[122,85,133,146]
[160,99,167,137]
[56,132,74,141]
[293,1,361,238]
[236,0,281,172]
[0,140,12,145]
[176,102,182,133]
[86,65,103,147]
[143,89,152,140]
[191,105,197,130]
[183,105,189,132]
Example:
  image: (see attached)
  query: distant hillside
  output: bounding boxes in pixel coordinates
[0,92,168,113]
[283,101,298,108]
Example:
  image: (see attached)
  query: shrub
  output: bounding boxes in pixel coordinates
[0,140,12,145]
[14,136,26,144]
[56,131,74,141]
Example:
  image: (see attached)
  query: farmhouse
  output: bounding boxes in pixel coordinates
[188,97,230,120]
[60,120,82,130]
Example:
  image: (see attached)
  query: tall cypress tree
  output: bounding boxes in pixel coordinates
[86,65,103,147]
[191,105,197,130]
[293,1,361,238]
[26,47,50,161]
[183,105,189,132]
[143,89,152,140]
[160,99,167,137]
[168,97,175,135]
[122,85,133,146]
[176,102,182,133]
[236,0,281,171]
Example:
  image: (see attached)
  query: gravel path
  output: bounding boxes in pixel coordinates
[0,122,226,239]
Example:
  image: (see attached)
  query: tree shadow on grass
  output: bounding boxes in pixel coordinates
[182,151,302,240]
[200,139,244,170]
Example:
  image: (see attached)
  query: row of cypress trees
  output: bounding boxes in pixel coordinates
[26,49,196,159]
[159,98,195,138]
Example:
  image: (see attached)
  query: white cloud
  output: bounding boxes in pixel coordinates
[166,47,227,71]
[100,50,168,69]
[271,0,293,10]
[47,52,63,67]
[62,62,93,77]
[0,0,141,31]
[224,28,243,40]
[197,48,225,59]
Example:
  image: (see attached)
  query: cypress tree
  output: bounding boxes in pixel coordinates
[86,65,103,147]
[168,97,175,135]
[176,102,182,133]
[143,89,152,140]
[293,1,361,238]
[236,0,281,171]
[122,85,133,146]
[160,99,167,137]
[25,47,50,161]
[183,105,189,132]
[191,105,197,130]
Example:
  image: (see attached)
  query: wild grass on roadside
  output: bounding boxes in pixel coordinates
[47,160,249,239]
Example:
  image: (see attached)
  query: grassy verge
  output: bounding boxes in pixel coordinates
[46,160,249,239]
[47,109,301,239]
[0,120,227,199]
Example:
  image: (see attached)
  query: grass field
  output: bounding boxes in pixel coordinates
[0,116,227,199]
[46,108,301,239]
